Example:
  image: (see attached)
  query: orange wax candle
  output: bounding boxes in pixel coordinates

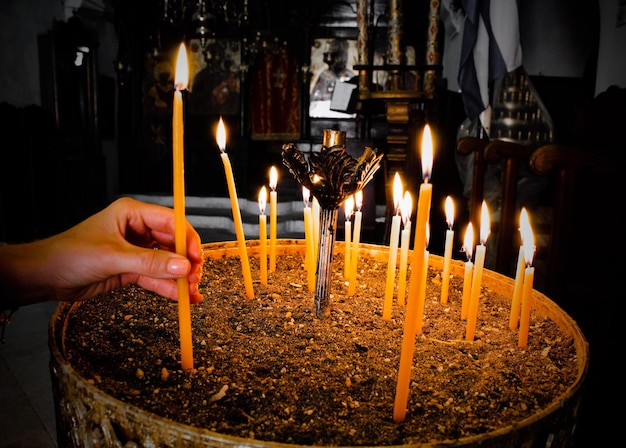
[217,118,254,299]
[394,124,433,423]
[510,245,525,330]
[518,209,536,348]
[397,191,412,306]
[465,244,485,341]
[258,187,268,285]
[414,245,430,334]
[440,196,455,304]
[348,190,363,296]
[383,173,403,320]
[518,266,535,348]
[460,223,474,320]
[302,187,315,292]
[510,207,530,330]
[344,196,354,280]
[465,201,490,342]
[269,167,278,273]
[312,175,321,261]
[172,43,193,370]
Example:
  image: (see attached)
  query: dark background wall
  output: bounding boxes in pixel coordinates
[0,0,625,245]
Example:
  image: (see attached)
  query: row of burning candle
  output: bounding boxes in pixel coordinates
[251,130,537,423]
[386,125,538,422]
[171,42,538,423]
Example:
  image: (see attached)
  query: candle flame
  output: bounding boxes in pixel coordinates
[174,43,189,91]
[421,124,434,182]
[269,166,278,191]
[393,172,402,214]
[445,196,455,229]
[401,191,412,226]
[302,186,310,207]
[259,186,267,215]
[216,117,226,152]
[463,223,474,261]
[355,189,363,211]
[520,207,535,266]
[344,195,354,220]
[480,201,491,245]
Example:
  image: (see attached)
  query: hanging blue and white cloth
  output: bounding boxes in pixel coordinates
[458,0,522,136]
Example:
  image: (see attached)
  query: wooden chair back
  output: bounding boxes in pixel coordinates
[457,136,618,297]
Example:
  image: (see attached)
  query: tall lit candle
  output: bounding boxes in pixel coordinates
[440,196,455,304]
[269,167,278,273]
[302,187,316,292]
[397,191,413,306]
[258,187,268,285]
[383,173,403,320]
[465,201,490,342]
[460,223,474,320]
[518,209,536,348]
[510,208,528,330]
[394,124,434,423]
[348,190,363,296]
[172,42,193,370]
[344,195,354,280]
[217,117,254,299]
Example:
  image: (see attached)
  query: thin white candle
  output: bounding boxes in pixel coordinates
[383,173,403,320]
[440,196,455,304]
[348,190,363,296]
[397,191,412,306]
[269,166,278,273]
[258,187,268,285]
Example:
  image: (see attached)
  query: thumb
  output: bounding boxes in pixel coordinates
[122,247,191,280]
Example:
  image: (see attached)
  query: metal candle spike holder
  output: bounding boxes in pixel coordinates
[282,129,383,318]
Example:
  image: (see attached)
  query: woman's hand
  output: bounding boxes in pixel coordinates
[0,197,204,307]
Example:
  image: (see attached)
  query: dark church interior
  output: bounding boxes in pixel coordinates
[1,0,625,446]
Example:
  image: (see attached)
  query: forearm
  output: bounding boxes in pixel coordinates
[0,240,58,308]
